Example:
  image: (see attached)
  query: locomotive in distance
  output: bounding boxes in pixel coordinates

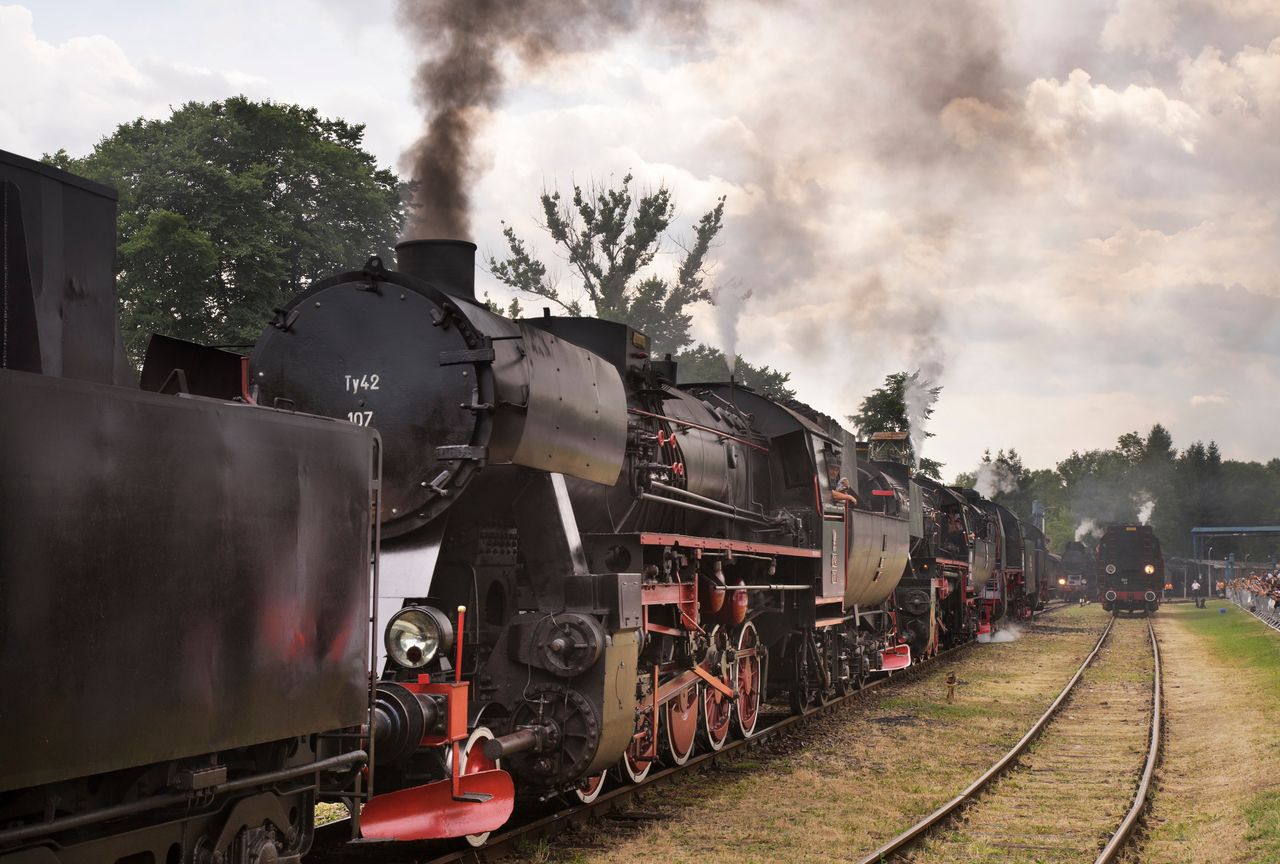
[1,149,1055,864]
[1096,524,1164,614]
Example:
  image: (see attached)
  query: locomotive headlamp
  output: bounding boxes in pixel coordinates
[1058,577,1067,586]
[386,606,454,669]
[1143,564,1156,575]
[1105,564,1118,575]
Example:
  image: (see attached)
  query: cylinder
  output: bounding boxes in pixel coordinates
[482,727,541,761]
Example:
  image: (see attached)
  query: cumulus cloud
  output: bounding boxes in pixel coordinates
[1190,394,1229,406]
[0,4,268,157]
[1101,0,1180,57]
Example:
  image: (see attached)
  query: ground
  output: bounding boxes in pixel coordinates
[1139,603,1280,864]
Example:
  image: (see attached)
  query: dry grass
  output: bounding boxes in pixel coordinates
[313,801,349,827]
[911,615,1154,863]
[1138,604,1280,864]
[547,606,1111,864]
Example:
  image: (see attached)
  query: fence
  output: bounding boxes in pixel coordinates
[1226,585,1280,634]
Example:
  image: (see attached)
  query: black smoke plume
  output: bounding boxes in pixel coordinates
[396,0,704,240]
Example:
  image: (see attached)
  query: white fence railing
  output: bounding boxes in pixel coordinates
[1227,586,1280,633]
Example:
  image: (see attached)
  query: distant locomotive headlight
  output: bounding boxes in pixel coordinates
[386,606,454,669]
[1058,577,1067,585]
[1105,564,1118,575]
[1143,564,1156,575]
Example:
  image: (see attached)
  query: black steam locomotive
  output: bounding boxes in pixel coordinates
[0,152,377,863]
[1097,524,1164,614]
[1059,540,1097,601]
[248,239,922,840]
[249,237,1062,842]
[1,147,1066,858]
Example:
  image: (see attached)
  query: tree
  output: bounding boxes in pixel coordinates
[46,97,403,365]
[487,174,725,356]
[672,344,794,400]
[849,371,943,478]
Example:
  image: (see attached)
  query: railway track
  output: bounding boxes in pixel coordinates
[314,616,1087,862]
[855,613,1162,864]
[308,605,1074,864]
[310,646,967,863]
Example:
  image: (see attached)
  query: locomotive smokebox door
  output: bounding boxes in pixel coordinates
[251,263,482,535]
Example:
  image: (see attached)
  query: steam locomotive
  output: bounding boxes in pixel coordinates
[1059,540,1097,601]
[249,238,1059,842]
[1097,524,1164,613]
[0,146,1064,861]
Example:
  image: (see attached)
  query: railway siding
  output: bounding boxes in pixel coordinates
[549,607,1110,864]
[908,616,1155,864]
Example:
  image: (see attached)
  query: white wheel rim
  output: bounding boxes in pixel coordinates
[734,622,762,738]
[454,726,498,848]
[702,626,731,750]
[619,748,652,783]
[575,771,607,803]
[664,686,698,766]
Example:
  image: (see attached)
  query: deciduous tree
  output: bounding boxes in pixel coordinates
[47,97,402,365]
[849,371,943,478]
[487,174,724,356]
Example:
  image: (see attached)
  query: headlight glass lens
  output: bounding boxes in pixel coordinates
[1105,564,1117,575]
[1143,564,1156,575]
[1058,578,1067,585]
[387,608,443,669]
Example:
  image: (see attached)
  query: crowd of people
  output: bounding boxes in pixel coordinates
[1228,572,1280,623]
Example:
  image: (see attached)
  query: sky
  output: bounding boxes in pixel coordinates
[4,0,1279,478]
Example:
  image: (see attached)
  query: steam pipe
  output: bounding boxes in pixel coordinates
[395,239,477,301]
[648,481,769,520]
[639,492,772,526]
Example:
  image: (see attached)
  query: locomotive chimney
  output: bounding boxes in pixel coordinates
[395,239,477,302]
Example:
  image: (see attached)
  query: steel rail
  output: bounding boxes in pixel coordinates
[1095,617,1163,863]
[853,614,1117,864]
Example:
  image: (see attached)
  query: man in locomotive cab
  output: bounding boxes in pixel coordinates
[946,509,965,552]
[832,476,859,506]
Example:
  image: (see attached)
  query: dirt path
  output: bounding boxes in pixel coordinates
[1139,604,1280,864]
[545,606,1111,864]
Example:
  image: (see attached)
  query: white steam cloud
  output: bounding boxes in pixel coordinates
[712,280,752,376]
[1075,518,1104,542]
[1136,494,1156,525]
[975,460,1020,498]
[979,622,1023,643]
[904,368,941,471]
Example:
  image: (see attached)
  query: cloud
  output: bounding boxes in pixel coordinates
[0,4,269,157]
[7,0,1280,474]
[1101,0,1180,57]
